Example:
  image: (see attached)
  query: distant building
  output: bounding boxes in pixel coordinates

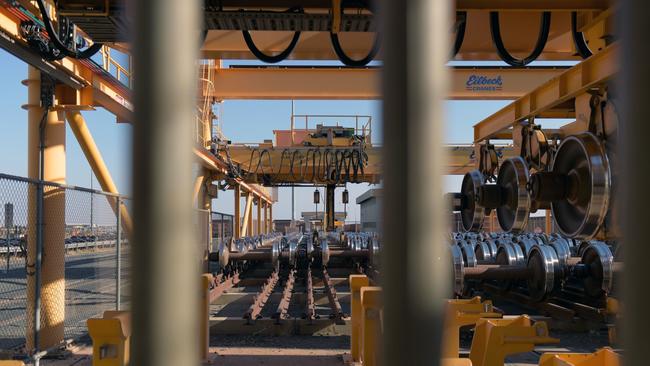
[356,189,381,232]
[4,203,13,229]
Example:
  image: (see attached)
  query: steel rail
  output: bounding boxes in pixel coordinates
[273,270,296,323]
[243,270,279,322]
[322,269,344,321]
[209,271,241,303]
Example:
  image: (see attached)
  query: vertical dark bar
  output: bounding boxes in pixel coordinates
[380,0,450,365]
[326,184,335,231]
[620,0,650,364]
[132,0,200,365]
[34,180,43,361]
[116,197,121,311]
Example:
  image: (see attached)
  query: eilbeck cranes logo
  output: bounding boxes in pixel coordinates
[465,74,503,92]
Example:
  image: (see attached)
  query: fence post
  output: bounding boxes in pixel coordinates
[5,218,9,273]
[34,180,43,363]
[116,197,122,311]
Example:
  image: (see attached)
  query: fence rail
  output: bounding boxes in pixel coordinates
[0,173,131,355]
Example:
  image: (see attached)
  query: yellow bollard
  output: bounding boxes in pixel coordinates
[200,274,211,362]
[538,347,621,366]
[442,297,501,358]
[87,311,131,366]
[469,315,559,366]
[361,286,382,366]
[349,274,370,362]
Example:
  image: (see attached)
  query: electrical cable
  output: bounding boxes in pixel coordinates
[329,1,381,67]
[242,7,303,64]
[34,0,103,59]
[489,11,551,67]
[571,11,593,59]
[452,11,467,58]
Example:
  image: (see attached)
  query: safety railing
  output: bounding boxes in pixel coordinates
[0,173,131,355]
[99,46,132,88]
[197,61,216,147]
[289,114,373,146]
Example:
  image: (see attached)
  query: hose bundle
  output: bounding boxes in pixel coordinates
[214,143,369,185]
[34,0,102,59]
[489,11,551,67]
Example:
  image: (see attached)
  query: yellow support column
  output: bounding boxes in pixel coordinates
[234,185,241,240]
[25,66,66,350]
[247,196,253,237]
[269,204,273,233]
[545,210,552,234]
[65,111,133,235]
[240,192,253,237]
[361,287,382,366]
[262,201,269,234]
[256,198,262,236]
[349,275,369,362]
[489,211,496,232]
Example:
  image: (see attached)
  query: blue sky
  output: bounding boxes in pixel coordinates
[0,49,540,221]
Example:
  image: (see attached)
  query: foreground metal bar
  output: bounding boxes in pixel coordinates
[116,197,122,310]
[322,269,344,321]
[131,0,200,365]
[621,0,650,364]
[380,0,450,365]
[273,270,296,323]
[244,271,279,323]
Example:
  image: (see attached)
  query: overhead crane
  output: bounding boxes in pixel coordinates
[0,0,630,365]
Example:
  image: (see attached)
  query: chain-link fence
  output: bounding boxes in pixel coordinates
[208,212,232,273]
[211,211,233,245]
[0,173,130,353]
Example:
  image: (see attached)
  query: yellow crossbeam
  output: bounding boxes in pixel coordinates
[473,44,618,142]
[205,67,566,100]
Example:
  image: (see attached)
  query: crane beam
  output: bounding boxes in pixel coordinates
[473,44,618,142]
[0,5,133,122]
[205,66,567,100]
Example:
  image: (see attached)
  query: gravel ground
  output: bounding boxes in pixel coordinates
[36,330,610,366]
